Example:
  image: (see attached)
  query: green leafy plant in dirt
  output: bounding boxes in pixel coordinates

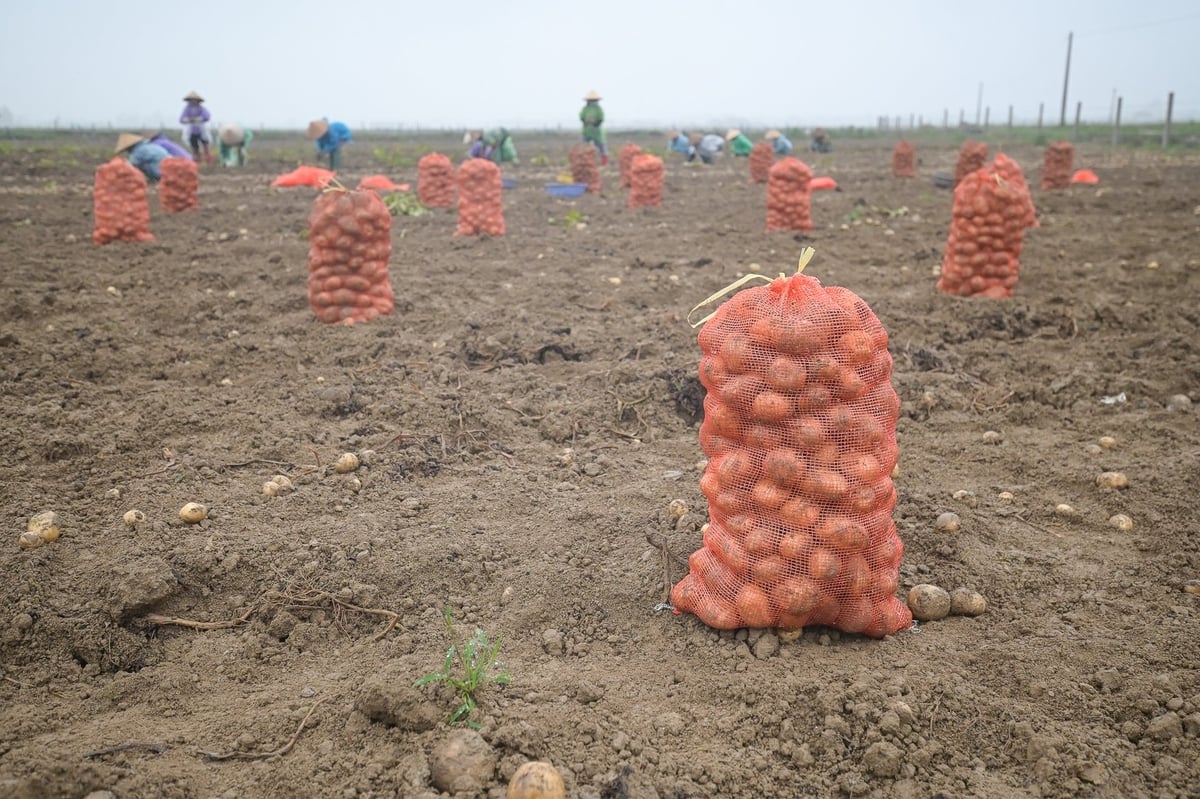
[549,208,586,229]
[382,192,428,217]
[415,609,510,727]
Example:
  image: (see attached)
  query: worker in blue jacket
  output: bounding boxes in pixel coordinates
[307,118,352,170]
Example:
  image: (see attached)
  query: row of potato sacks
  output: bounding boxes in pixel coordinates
[92,157,199,244]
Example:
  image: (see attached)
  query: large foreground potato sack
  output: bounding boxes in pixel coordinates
[937,159,1032,299]
[748,141,773,184]
[954,139,988,187]
[93,157,153,244]
[672,259,910,638]
[569,144,602,194]
[455,159,505,237]
[307,189,395,324]
[628,154,664,208]
[1041,141,1074,190]
[159,157,199,212]
[765,157,813,232]
[891,141,915,178]
[618,143,642,189]
[417,153,455,208]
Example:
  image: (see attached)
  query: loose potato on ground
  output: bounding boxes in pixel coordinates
[179,503,208,523]
[949,588,988,616]
[507,761,566,799]
[907,584,952,621]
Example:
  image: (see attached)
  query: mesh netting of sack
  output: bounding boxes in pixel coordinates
[93,157,154,245]
[748,141,774,184]
[628,154,664,208]
[1041,141,1074,190]
[455,158,505,237]
[618,143,643,189]
[569,144,602,194]
[160,157,199,212]
[766,157,813,233]
[936,158,1033,299]
[307,189,395,324]
[993,154,1038,229]
[671,256,910,638]
[953,140,989,187]
[891,141,915,178]
[417,153,455,208]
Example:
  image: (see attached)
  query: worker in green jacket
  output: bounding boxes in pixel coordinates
[725,129,753,157]
[580,90,608,165]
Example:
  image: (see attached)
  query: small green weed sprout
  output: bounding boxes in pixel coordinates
[414,608,510,727]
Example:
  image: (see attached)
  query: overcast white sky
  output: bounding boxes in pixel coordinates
[1,0,1196,131]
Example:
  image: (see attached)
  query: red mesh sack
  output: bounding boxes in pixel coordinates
[748,141,773,184]
[1041,141,1074,190]
[92,157,153,245]
[454,158,505,237]
[954,140,988,186]
[992,154,1038,229]
[417,153,455,208]
[569,144,602,194]
[671,255,910,638]
[618,143,642,189]
[628,154,663,208]
[271,166,336,188]
[307,189,395,324]
[936,159,1031,299]
[357,175,410,192]
[1071,168,1099,185]
[891,141,915,178]
[159,157,199,212]
[766,157,813,232]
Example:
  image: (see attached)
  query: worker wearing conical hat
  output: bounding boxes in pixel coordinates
[579,90,608,166]
[307,118,352,171]
[764,128,793,156]
[725,129,753,157]
[179,91,213,164]
[115,133,170,182]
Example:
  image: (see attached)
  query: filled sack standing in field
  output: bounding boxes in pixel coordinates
[765,158,813,232]
[272,166,336,189]
[159,157,199,212]
[1041,142,1074,190]
[953,139,988,187]
[749,141,774,184]
[455,158,505,237]
[671,251,910,638]
[618,143,643,189]
[93,157,154,244]
[937,159,1032,299]
[892,141,915,178]
[628,153,664,208]
[417,153,455,208]
[307,189,395,324]
[992,154,1038,229]
[569,144,602,194]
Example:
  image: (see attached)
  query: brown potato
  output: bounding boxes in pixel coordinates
[507,761,566,799]
[907,584,952,621]
[949,588,988,616]
[179,502,208,523]
[1096,472,1128,490]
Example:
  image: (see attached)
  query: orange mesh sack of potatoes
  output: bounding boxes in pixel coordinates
[936,160,1032,299]
[953,139,988,186]
[92,157,154,245]
[417,153,455,208]
[891,141,915,178]
[618,143,642,189]
[159,157,199,212]
[569,144,602,194]
[765,157,813,232]
[454,158,505,237]
[307,189,395,324]
[748,140,773,184]
[628,153,664,208]
[992,154,1038,229]
[1041,141,1074,190]
[671,251,910,638]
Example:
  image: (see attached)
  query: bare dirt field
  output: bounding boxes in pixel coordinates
[1,131,1198,799]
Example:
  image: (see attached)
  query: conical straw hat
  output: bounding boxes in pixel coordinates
[583,90,601,101]
[219,125,244,145]
[307,119,330,140]
[764,129,781,140]
[115,132,143,153]
[183,91,204,102]
[725,129,741,142]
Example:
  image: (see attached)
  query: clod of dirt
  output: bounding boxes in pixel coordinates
[105,557,176,620]
[862,740,903,777]
[1165,394,1192,412]
[354,678,442,732]
[951,489,978,508]
[428,728,497,794]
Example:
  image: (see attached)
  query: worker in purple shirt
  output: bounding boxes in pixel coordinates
[145,131,190,160]
[179,90,212,163]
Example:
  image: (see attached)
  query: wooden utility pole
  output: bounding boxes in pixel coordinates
[1111,97,1122,146]
[1163,91,1175,147]
[1060,32,1073,126]
[1073,101,1082,140]
[943,108,949,129]
[1037,102,1044,133]
[984,107,990,129]
[976,83,983,126]
[1007,105,1013,130]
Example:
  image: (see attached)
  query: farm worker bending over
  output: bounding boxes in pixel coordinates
[580,90,608,165]
[145,131,190,159]
[115,133,169,182]
[667,130,696,160]
[308,119,352,171]
[694,133,725,164]
[465,129,518,163]
[179,91,212,164]
[217,124,253,167]
[726,129,753,157]
[765,129,793,156]
[810,127,833,153]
